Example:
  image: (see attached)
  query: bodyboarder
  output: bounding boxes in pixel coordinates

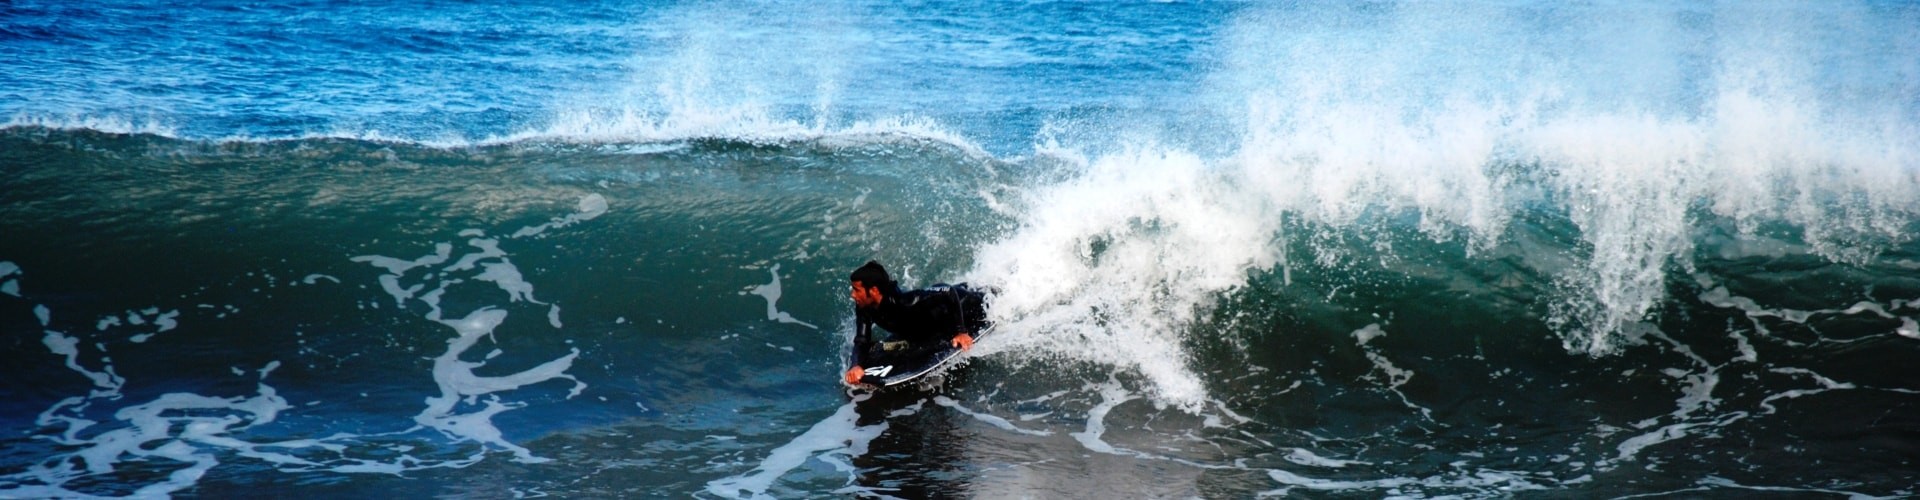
[844,260,990,386]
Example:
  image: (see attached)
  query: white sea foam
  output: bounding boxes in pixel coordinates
[1758,368,1856,415]
[511,194,609,239]
[705,395,888,499]
[357,221,591,465]
[42,330,121,392]
[1696,275,1918,344]
[0,194,610,496]
[0,261,19,297]
[933,396,1052,437]
[415,308,582,464]
[1695,476,1897,499]
[301,274,342,285]
[1352,323,1388,346]
[4,112,180,137]
[10,375,294,498]
[1263,469,1417,493]
[1067,380,1146,456]
[3,268,303,497]
[1265,466,1560,497]
[747,263,818,330]
[476,260,538,304]
[1283,449,1369,469]
[1350,324,1432,421]
[1602,324,1750,466]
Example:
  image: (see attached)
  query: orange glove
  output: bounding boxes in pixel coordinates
[845,366,864,385]
[951,332,974,351]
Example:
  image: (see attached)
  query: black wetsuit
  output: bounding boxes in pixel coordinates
[852,283,990,368]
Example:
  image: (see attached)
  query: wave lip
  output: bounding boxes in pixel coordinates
[483,108,994,159]
[5,113,180,138]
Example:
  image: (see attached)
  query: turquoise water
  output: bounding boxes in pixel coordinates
[4,1,1920,497]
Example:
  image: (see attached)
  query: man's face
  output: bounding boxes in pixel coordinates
[850,282,882,308]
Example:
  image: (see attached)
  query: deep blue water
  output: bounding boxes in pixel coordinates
[4,1,1920,498]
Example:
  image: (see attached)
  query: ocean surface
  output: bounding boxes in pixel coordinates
[4,1,1920,497]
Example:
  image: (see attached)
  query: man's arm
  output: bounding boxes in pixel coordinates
[847,312,874,384]
[852,313,874,360]
[947,287,974,351]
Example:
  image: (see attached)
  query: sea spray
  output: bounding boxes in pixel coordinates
[968,143,1276,411]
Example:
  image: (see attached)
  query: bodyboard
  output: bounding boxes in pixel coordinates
[849,329,987,388]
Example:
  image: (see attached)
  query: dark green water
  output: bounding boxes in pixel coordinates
[3,128,1917,497]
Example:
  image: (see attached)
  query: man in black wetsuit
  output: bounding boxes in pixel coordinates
[844,260,990,385]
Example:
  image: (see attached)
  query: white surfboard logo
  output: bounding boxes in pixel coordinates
[864,365,893,377]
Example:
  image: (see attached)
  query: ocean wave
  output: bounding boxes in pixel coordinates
[0,111,997,164]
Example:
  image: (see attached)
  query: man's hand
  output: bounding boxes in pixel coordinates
[951,332,974,351]
[845,366,864,385]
